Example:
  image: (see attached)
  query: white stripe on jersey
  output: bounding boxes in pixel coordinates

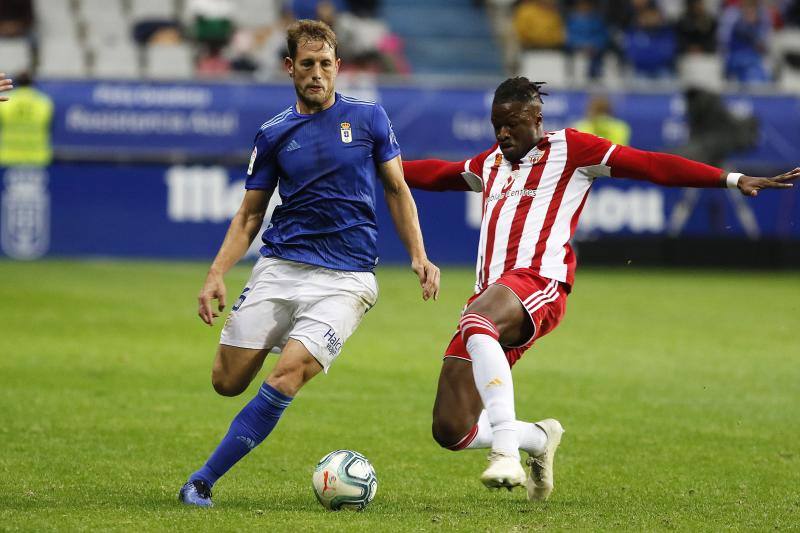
[339,95,376,106]
[486,165,527,284]
[261,108,292,130]
[538,169,593,282]
[512,129,568,271]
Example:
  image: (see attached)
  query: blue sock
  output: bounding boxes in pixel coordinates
[190,383,293,487]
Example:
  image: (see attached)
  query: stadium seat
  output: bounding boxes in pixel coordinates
[0,39,32,75]
[0,38,33,75]
[38,42,88,78]
[78,0,125,22]
[519,51,569,88]
[678,53,724,91]
[144,43,194,80]
[230,0,279,29]
[83,14,131,51]
[131,0,177,21]
[92,44,141,79]
[35,0,80,43]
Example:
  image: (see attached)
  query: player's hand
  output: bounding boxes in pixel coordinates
[738,168,799,197]
[0,74,12,102]
[411,258,440,301]
[198,269,227,326]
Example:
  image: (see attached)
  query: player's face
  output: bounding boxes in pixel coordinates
[286,40,340,112]
[491,100,543,162]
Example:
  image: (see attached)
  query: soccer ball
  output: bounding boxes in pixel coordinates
[312,449,378,511]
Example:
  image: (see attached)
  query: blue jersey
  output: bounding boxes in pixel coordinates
[245,93,401,272]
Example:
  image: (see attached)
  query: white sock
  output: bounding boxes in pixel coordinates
[466,333,519,458]
[466,410,547,456]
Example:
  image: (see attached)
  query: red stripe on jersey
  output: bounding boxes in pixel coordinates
[562,188,591,286]
[502,149,551,272]
[481,162,517,288]
[531,161,576,270]
[478,161,501,288]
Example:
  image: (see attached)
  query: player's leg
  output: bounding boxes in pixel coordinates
[185,340,320,500]
[459,283,531,488]
[431,356,484,450]
[211,344,270,397]
[432,337,548,457]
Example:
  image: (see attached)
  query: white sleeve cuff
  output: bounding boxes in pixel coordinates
[726,172,743,189]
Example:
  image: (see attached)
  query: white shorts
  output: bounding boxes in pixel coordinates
[220,256,378,372]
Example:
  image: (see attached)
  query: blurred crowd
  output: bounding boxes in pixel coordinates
[0,0,408,80]
[488,0,800,83]
[3,0,800,85]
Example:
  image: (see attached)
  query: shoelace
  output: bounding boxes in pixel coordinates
[486,450,516,461]
[527,453,548,481]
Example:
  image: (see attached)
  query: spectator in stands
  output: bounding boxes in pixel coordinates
[188,0,235,48]
[623,4,677,79]
[0,0,33,39]
[197,44,233,78]
[513,0,565,50]
[677,0,718,53]
[573,94,631,146]
[317,0,407,74]
[718,0,772,83]
[0,72,53,167]
[132,3,182,45]
[566,0,609,78]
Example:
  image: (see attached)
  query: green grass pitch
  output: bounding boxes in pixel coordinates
[1,260,798,531]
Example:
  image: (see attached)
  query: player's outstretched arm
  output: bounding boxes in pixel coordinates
[0,74,13,102]
[402,159,480,192]
[198,187,271,326]
[609,145,798,195]
[379,155,441,301]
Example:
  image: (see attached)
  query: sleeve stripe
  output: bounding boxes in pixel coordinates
[601,144,618,166]
[464,159,472,173]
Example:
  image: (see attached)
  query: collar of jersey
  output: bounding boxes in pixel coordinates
[292,92,341,118]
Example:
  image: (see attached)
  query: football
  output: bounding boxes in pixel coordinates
[312,450,378,511]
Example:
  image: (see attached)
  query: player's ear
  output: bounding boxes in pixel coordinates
[284,57,294,77]
[335,57,341,74]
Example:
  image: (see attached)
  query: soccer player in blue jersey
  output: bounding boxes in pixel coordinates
[178,20,440,507]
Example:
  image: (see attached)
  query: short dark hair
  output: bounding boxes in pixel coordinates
[493,77,547,106]
[287,19,338,59]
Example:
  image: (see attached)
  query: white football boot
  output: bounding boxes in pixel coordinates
[526,418,564,501]
[480,451,527,490]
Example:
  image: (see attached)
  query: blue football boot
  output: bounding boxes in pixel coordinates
[178,479,213,508]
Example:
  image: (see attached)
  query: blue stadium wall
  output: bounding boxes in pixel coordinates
[1,80,798,266]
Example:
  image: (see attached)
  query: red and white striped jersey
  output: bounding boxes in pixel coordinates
[465,128,618,291]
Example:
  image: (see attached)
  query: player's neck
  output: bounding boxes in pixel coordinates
[296,93,336,115]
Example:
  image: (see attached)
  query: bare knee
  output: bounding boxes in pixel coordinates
[432,415,473,450]
[211,370,249,397]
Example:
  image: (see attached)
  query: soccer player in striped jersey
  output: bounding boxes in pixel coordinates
[178,20,440,507]
[403,77,799,500]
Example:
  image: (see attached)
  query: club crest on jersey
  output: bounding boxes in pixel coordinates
[529,148,544,165]
[247,146,257,175]
[493,154,503,167]
[340,122,352,144]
